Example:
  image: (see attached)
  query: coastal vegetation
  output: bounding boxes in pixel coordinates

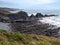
[0,29,60,45]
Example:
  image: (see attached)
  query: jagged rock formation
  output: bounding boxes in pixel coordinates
[0,8,57,23]
[29,14,36,20]
[30,14,35,18]
[35,13,43,17]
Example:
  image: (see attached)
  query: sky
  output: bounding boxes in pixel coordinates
[0,0,60,10]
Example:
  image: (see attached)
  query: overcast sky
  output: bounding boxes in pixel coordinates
[0,0,60,10]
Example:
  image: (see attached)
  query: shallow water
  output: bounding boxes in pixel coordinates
[0,22,10,31]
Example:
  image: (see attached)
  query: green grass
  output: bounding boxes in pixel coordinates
[0,29,60,45]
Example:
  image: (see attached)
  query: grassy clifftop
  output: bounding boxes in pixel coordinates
[0,30,60,45]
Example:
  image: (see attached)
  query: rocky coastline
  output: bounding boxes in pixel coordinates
[0,8,59,37]
[10,19,60,37]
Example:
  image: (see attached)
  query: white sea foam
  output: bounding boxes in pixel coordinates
[39,16,60,27]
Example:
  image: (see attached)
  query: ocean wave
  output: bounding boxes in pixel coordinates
[39,16,60,27]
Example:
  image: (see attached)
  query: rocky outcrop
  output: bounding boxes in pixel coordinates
[17,11,28,19]
[7,11,29,23]
[29,14,36,20]
[35,13,43,17]
[30,14,35,18]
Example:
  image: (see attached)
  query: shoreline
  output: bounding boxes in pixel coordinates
[0,16,60,37]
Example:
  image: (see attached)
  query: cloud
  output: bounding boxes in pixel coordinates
[19,0,56,5]
[0,0,56,6]
[35,0,55,4]
[0,0,16,5]
[0,0,57,9]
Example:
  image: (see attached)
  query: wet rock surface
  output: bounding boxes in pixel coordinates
[10,20,59,37]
